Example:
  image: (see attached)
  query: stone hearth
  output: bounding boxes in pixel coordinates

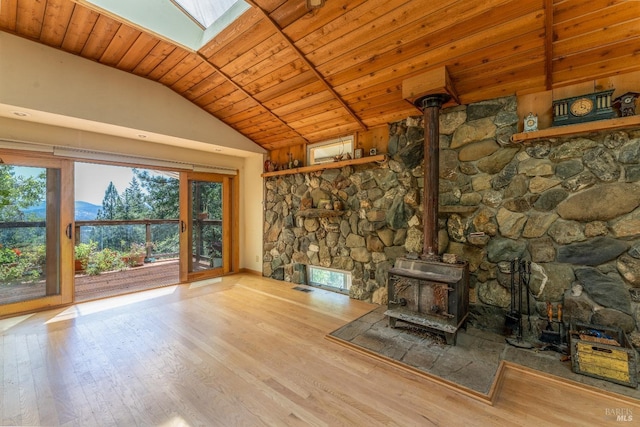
[328,306,640,400]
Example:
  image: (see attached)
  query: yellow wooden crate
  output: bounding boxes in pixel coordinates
[570,322,638,388]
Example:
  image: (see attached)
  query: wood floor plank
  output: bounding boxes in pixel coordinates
[0,335,3,423]
[182,319,394,425]
[2,273,639,426]
[95,313,222,426]
[156,305,329,425]
[32,330,63,426]
[98,317,203,426]
[83,319,164,426]
[49,327,102,426]
[15,334,40,425]
[143,317,269,425]
[117,301,277,426]
[496,364,640,425]
[2,334,21,426]
[179,282,495,426]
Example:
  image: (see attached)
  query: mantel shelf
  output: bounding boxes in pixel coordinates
[511,115,640,144]
[262,154,387,178]
[295,209,345,218]
[439,206,478,216]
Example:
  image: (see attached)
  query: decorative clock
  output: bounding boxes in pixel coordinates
[552,89,615,126]
[523,112,538,132]
[613,92,639,117]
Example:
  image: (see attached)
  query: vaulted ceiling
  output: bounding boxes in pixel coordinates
[1,0,639,151]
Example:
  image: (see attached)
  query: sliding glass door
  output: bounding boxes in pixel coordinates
[0,150,240,314]
[179,172,237,282]
[0,152,74,316]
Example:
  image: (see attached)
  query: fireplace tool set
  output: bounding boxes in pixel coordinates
[504,258,568,353]
[504,258,533,349]
[539,302,568,354]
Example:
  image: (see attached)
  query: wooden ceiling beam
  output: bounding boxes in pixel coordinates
[5,1,640,152]
[245,0,368,132]
[544,0,553,90]
[196,51,309,145]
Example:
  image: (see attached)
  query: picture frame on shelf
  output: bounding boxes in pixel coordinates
[354,148,363,159]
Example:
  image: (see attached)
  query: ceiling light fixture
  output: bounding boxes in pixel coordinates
[306,0,325,10]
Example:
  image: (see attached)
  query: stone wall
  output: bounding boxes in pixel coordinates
[263,95,640,344]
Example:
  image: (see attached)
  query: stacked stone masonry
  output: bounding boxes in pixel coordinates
[263,96,640,346]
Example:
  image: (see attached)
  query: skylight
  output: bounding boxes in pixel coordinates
[172,0,240,29]
[77,0,250,51]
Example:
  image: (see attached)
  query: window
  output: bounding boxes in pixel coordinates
[306,136,354,165]
[77,0,250,50]
[171,0,240,29]
[307,265,351,293]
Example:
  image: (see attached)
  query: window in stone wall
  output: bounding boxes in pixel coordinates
[306,136,354,165]
[307,265,351,293]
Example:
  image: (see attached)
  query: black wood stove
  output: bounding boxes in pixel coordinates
[386,257,469,344]
[385,93,470,345]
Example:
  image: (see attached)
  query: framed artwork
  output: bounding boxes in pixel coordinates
[354,148,363,159]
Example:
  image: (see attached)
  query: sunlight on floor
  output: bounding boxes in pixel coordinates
[158,415,192,427]
[188,277,222,289]
[46,285,178,323]
[0,313,34,332]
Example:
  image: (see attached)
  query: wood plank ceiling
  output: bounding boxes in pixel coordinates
[1,0,639,151]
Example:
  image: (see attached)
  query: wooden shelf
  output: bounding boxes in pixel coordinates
[262,154,387,178]
[511,115,640,144]
[439,206,478,215]
[295,209,345,218]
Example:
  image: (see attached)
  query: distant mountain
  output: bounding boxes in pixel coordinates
[75,201,101,220]
[23,201,101,220]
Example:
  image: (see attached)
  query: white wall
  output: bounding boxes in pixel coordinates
[0,32,264,155]
[241,154,266,272]
[0,117,246,169]
[0,32,265,272]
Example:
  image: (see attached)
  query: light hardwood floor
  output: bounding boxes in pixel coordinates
[1,274,638,426]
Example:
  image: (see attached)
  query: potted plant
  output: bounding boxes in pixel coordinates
[86,248,125,275]
[74,242,96,273]
[122,243,146,267]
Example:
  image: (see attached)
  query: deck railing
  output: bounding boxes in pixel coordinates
[0,218,222,263]
[75,219,179,258]
[75,218,222,262]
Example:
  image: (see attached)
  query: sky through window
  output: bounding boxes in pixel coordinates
[172,0,241,28]
[78,0,249,50]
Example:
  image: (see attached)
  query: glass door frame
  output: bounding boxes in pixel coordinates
[179,171,238,282]
[0,151,74,317]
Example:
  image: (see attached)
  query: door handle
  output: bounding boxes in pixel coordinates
[181,220,186,233]
[65,223,72,239]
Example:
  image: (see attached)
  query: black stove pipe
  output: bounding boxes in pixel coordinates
[415,94,450,261]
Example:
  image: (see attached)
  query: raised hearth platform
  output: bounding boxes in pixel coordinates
[326,306,640,404]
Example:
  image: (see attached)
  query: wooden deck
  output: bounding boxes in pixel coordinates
[1,273,638,426]
[0,260,179,305]
[75,260,180,302]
